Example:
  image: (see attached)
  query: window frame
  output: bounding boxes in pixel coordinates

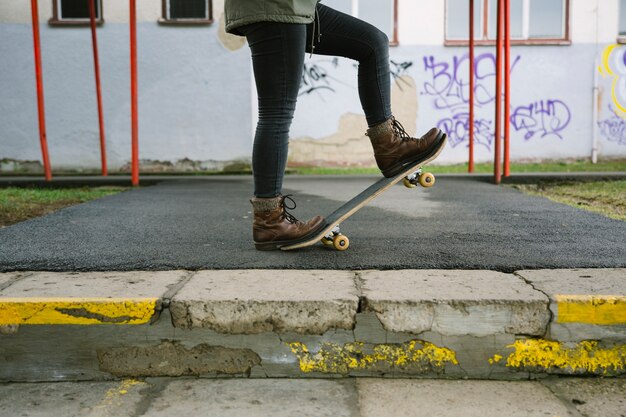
[444,0,571,46]
[158,0,214,26]
[49,0,104,26]
[618,0,626,44]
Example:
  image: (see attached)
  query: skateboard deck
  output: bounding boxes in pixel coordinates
[281,132,448,251]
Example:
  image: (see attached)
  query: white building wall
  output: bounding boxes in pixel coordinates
[0,0,624,172]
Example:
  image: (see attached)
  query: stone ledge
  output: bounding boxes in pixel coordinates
[169,270,359,334]
[517,269,626,341]
[359,270,550,336]
[0,271,188,325]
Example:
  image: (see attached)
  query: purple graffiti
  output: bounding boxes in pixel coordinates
[598,106,626,146]
[437,113,493,150]
[510,100,571,140]
[421,53,521,110]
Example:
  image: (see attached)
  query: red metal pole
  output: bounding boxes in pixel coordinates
[493,0,503,184]
[30,0,52,181]
[503,0,511,177]
[130,0,139,186]
[468,0,475,173]
[88,0,108,176]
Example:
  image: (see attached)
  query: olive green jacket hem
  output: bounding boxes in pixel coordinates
[225,14,315,36]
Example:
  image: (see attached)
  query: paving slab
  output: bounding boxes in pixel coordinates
[542,377,626,417]
[142,379,358,417]
[0,271,188,325]
[170,270,358,334]
[0,177,624,271]
[359,270,550,336]
[357,379,574,417]
[518,269,626,341]
[0,379,147,417]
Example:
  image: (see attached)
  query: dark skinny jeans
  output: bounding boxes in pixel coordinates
[238,4,392,198]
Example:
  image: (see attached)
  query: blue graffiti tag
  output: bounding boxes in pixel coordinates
[437,113,493,150]
[598,105,626,146]
[510,100,571,140]
[421,53,572,149]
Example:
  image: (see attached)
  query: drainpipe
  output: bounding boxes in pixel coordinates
[591,54,601,164]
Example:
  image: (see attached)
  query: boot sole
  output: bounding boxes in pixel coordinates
[380,130,447,178]
[254,221,329,251]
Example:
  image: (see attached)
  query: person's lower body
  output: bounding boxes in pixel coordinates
[239,4,446,250]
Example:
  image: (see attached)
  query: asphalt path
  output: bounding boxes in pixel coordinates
[0,176,624,272]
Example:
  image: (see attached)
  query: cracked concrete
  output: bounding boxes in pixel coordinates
[359,270,550,336]
[1,269,624,380]
[169,270,358,334]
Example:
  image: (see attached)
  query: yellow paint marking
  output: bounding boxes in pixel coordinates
[490,339,626,374]
[288,340,458,374]
[93,379,144,413]
[555,295,626,325]
[488,354,503,365]
[0,297,157,325]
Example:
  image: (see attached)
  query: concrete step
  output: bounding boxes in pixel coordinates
[1,269,625,382]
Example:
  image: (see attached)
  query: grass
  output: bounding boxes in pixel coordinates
[288,159,626,175]
[0,187,127,228]
[514,180,626,221]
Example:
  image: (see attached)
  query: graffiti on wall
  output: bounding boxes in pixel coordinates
[598,45,626,120]
[510,100,571,141]
[299,58,342,97]
[296,52,574,151]
[598,105,626,146]
[421,53,571,151]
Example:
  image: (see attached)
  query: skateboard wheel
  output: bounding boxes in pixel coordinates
[418,172,435,188]
[333,235,350,251]
[321,237,333,246]
[403,177,417,189]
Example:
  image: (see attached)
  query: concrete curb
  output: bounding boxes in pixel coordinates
[0,172,625,188]
[0,269,624,381]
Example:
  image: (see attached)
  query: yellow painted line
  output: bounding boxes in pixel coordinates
[0,297,158,325]
[288,340,458,374]
[555,295,626,325]
[490,339,626,374]
[93,379,145,412]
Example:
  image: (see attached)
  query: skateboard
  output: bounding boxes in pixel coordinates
[280,132,448,251]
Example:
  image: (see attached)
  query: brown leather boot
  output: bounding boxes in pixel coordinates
[367,116,447,178]
[250,195,326,251]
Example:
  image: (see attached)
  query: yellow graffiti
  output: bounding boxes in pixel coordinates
[556,295,626,325]
[490,339,626,374]
[288,340,458,374]
[0,297,157,325]
[599,44,626,119]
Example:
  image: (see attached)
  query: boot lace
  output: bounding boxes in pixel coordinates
[280,195,301,224]
[391,117,414,141]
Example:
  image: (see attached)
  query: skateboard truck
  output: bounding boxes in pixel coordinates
[403,168,436,189]
[320,225,350,251]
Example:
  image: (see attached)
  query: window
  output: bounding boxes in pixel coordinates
[323,0,398,45]
[160,0,213,25]
[49,0,103,26]
[445,0,570,45]
[619,0,626,43]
